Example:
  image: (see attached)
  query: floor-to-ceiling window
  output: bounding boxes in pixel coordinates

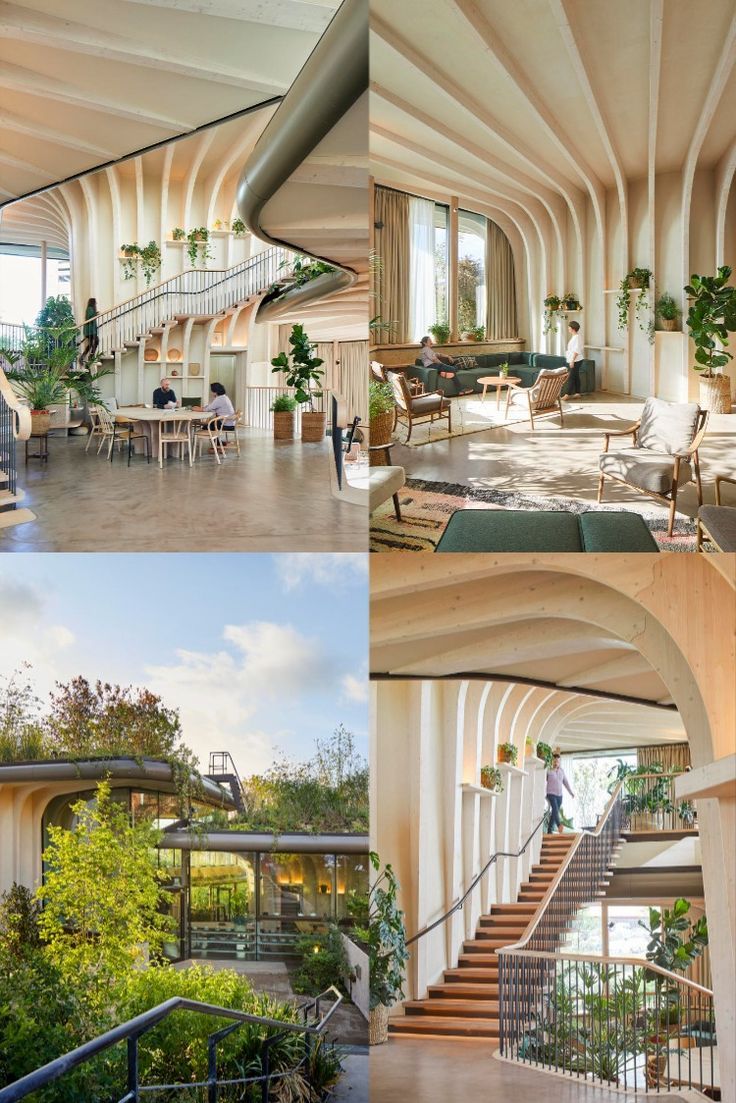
[457,209,486,334]
[433,203,449,328]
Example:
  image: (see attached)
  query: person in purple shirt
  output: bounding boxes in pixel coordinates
[546,751,574,834]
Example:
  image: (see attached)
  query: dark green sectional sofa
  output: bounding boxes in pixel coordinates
[407,351,595,398]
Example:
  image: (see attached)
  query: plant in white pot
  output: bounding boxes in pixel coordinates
[271,324,326,442]
[685,265,736,414]
[355,852,408,1045]
[270,393,297,441]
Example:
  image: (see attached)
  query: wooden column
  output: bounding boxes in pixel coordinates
[449,196,459,341]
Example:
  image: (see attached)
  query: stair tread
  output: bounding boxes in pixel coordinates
[0,508,35,529]
[429,984,498,997]
[390,1017,500,1036]
[406,999,499,1015]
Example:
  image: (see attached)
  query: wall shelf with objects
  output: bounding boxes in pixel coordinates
[461,783,498,797]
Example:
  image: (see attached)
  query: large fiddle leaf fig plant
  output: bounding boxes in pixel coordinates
[270,324,324,410]
[685,265,736,378]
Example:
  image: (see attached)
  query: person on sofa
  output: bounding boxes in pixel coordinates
[419,336,472,394]
[565,320,583,399]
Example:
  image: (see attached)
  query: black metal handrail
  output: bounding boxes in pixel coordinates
[406,812,547,947]
[0,987,342,1103]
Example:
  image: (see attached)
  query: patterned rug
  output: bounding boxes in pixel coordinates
[369,478,699,552]
[397,393,517,446]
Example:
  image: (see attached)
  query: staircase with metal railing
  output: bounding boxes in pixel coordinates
[498,784,718,1096]
[0,356,34,530]
[205,750,245,813]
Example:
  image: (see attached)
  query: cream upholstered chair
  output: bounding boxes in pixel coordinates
[387,370,450,443]
[598,397,708,536]
[504,367,569,429]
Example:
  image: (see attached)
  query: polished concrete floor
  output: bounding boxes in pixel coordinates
[371,1038,689,1102]
[388,394,736,526]
[2,430,367,552]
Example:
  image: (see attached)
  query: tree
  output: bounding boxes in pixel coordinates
[0,667,47,763]
[0,883,41,963]
[314,723,364,786]
[37,780,172,1010]
[458,254,482,332]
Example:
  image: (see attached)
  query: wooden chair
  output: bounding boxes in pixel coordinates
[697,473,736,551]
[372,360,424,395]
[218,410,243,455]
[193,414,225,464]
[387,371,450,443]
[598,398,708,536]
[85,405,105,453]
[504,367,569,429]
[159,417,192,468]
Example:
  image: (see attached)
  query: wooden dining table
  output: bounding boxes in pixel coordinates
[115,407,214,466]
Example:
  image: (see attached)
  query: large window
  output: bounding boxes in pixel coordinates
[457,209,486,333]
[433,203,449,325]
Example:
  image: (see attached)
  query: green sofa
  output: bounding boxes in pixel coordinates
[407,351,595,398]
[435,509,659,552]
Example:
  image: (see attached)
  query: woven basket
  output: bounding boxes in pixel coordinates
[30,410,51,436]
[660,318,678,332]
[301,411,327,442]
[144,348,158,362]
[699,374,732,414]
[273,411,296,441]
[369,1004,389,1046]
[370,408,394,449]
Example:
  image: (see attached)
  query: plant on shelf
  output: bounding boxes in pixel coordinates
[171,227,185,241]
[656,292,679,331]
[536,741,554,768]
[231,217,246,236]
[497,742,518,766]
[270,254,336,300]
[271,323,326,442]
[120,243,140,280]
[354,852,408,1046]
[139,241,161,287]
[186,227,212,267]
[428,322,451,345]
[677,799,696,827]
[617,267,654,342]
[543,293,563,334]
[270,392,298,442]
[685,265,736,413]
[463,325,485,342]
[212,218,224,230]
[562,292,581,311]
[480,765,504,793]
[369,380,395,448]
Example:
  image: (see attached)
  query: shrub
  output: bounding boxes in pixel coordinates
[369,380,394,419]
[291,926,353,997]
[271,394,297,413]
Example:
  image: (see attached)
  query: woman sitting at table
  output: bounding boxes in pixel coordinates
[194,382,235,450]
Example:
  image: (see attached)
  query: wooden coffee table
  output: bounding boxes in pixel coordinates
[478,374,521,408]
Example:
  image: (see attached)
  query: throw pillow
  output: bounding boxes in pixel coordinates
[454,355,477,371]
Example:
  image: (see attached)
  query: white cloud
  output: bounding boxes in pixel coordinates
[274,553,368,592]
[342,671,368,704]
[0,577,77,699]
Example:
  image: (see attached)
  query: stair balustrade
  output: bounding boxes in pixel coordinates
[622,772,697,833]
[0,355,32,501]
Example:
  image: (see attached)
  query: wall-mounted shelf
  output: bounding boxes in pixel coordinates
[461,783,498,797]
[585,345,625,353]
[497,763,526,777]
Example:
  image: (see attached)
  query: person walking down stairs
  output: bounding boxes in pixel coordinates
[546,751,574,834]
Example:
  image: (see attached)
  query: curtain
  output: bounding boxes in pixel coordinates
[374,186,410,344]
[317,343,336,392]
[486,219,518,339]
[336,340,368,423]
[637,743,691,772]
[408,196,435,342]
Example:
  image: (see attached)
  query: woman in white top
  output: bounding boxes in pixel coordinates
[195,382,235,449]
[565,320,583,399]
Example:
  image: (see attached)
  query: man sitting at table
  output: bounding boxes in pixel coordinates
[153,378,181,409]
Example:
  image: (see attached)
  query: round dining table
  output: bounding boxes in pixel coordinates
[115,407,214,467]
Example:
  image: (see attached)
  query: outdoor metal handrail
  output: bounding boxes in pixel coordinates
[0,986,343,1103]
[406,812,547,947]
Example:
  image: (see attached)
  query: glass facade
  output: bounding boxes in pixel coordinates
[457,209,486,333]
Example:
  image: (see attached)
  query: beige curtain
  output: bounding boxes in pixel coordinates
[486,219,518,339]
[336,340,368,423]
[637,743,691,772]
[316,343,337,391]
[374,186,410,344]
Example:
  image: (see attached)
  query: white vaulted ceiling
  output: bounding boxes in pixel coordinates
[0,0,340,207]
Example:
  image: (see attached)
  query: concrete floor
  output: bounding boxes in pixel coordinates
[371,1038,689,1102]
[2,430,367,552]
[387,394,736,526]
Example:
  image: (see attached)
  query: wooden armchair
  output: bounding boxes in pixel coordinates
[697,474,736,551]
[387,370,451,443]
[504,367,569,429]
[371,360,424,395]
[598,398,708,536]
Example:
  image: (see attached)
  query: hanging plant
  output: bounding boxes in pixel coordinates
[186,228,213,267]
[231,218,246,236]
[139,241,162,287]
[480,765,504,793]
[543,293,563,334]
[172,227,185,241]
[120,243,140,280]
[617,268,654,343]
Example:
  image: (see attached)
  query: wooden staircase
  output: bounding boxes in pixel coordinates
[390,833,579,1039]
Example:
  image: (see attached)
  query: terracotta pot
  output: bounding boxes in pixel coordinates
[369,1004,389,1046]
[273,411,296,441]
[660,318,678,332]
[699,374,732,414]
[31,409,51,436]
[497,747,515,765]
[301,410,327,442]
[370,408,395,449]
[627,276,644,289]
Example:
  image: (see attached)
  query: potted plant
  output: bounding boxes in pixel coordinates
[656,292,679,332]
[213,219,223,230]
[525,735,535,758]
[480,765,504,793]
[271,393,297,441]
[497,742,518,766]
[172,227,185,241]
[617,268,654,342]
[270,324,326,442]
[685,265,736,414]
[536,741,553,768]
[231,218,246,236]
[369,380,395,448]
[498,360,509,378]
[186,227,212,267]
[139,241,161,287]
[355,853,408,1046]
[120,243,140,280]
[563,292,581,311]
[543,294,562,334]
[9,368,67,436]
[428,322,451,345]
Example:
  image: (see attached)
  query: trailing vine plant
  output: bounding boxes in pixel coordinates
[543,293,563,334]
[617,267,654,344]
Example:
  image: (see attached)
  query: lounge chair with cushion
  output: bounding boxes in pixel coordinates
[387,371,451,443]
[504,366,569,429]
[598,397,707,536]
[697,474,736,551]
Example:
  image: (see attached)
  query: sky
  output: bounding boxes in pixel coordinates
[0,254,70,325]
[0,553,369,775]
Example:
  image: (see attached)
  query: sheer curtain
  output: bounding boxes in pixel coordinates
[409,196,436,342]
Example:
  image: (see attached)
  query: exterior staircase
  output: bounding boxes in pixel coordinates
[390,833,581,1039]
